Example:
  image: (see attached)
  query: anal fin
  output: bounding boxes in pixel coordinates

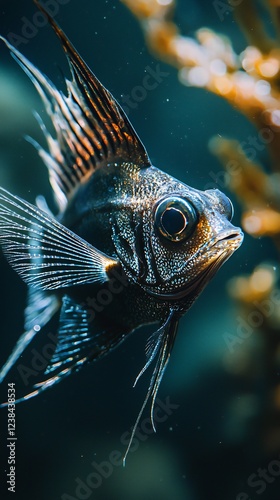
[45,295,95,375]
[24,287,59,331]
[0,293,59,384]
[0,295,127,405]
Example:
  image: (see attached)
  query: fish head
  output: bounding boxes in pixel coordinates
[115,166,243,309]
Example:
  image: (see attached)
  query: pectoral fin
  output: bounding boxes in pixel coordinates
[0,188,119,290]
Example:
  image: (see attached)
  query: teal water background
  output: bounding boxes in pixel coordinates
[0,1,278,499]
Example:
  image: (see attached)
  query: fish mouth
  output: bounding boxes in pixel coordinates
[145,228,244,301]
[209,228,244,252]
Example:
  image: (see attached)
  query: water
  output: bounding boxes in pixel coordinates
[0,1,278,499]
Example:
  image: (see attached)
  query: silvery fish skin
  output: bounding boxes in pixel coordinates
[0,2,243,461]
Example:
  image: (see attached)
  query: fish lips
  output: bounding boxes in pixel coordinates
[210,228,244,252]
[145,227,244,301]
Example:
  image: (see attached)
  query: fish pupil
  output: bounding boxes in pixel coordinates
[161,208,186,236]
[154,196,198,242]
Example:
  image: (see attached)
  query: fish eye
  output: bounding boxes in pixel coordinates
[154,196,198,242]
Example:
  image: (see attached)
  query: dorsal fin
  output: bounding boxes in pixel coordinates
[0,3,151,212]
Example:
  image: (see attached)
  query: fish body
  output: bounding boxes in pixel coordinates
[0,2,243,460]
[62,162,239,320]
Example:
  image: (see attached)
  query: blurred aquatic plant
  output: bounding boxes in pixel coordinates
[121,0,280,454]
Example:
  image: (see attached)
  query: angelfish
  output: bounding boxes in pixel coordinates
[0,2,243,462]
